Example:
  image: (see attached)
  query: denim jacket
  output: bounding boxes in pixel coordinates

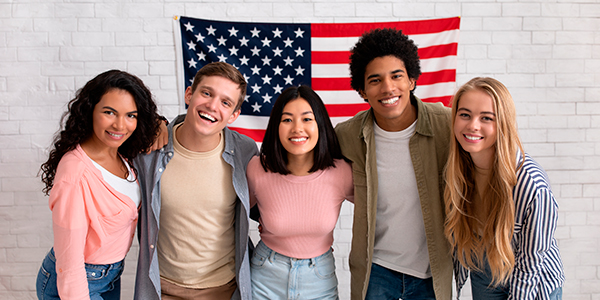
[133,115,258,300]
[335,96,453,300]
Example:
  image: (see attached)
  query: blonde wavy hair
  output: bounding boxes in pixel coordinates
[444,77,525,285]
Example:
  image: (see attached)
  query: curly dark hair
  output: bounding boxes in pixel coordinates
[40,70,160,195]
[349,28,422,99]
[260,85,345,175]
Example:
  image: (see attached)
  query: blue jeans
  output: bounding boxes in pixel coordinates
[250,240,338,300]
[470,257,562,300]
[36,248,124,300]
[365,263,435,300]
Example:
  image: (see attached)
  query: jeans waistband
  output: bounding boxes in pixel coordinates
[47,247,124,270]
[255,241,332,266]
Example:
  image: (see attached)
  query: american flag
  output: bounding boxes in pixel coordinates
[174,16,460,142]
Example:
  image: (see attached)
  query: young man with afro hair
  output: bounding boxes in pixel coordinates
[335,28,453,300]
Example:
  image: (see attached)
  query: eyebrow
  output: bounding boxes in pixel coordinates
[457,107,495,116]
[366,69,405,80]
[282,110,314,116]
[101,106,138,114]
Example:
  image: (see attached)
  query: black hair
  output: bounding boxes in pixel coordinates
[349,28,422,99]
[260,85,344,175]
[40,70,160,195]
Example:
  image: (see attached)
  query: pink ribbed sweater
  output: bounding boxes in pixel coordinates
[246,156,353,259]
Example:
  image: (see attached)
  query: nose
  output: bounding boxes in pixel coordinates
[206,97,219,111]
[467,118,480,131]
[380,77,396,94]
[292,120,303,133]
[114,116,126,131]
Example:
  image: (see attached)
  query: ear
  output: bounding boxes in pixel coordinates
[227,109,241,124]
[409,78,416,91]
[359,89,367,99]
[184,86,193,106]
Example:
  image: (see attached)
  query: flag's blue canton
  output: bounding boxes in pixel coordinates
[179,17,312,117]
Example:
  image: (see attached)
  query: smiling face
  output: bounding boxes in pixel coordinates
[278,98,319,163]
[183,75,242,139]
[454,89,498,167]
[88,89,138,151]
[361,55,416,131]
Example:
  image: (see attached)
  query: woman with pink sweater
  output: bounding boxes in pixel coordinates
[247,85,354,299]
[36,70,160,299]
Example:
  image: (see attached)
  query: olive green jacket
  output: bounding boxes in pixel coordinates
[334,96,453,300]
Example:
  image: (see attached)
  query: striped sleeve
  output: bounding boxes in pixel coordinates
[509,155,564,300]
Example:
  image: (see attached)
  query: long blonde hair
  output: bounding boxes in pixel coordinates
[444,77,525,285]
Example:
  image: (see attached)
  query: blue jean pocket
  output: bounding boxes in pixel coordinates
[314,252,336,280]
[36,249,60,300]
[85,264,109,281]
[251,248,268,269]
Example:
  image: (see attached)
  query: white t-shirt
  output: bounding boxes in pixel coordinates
[372,120,431,279]
[89,155,140,207]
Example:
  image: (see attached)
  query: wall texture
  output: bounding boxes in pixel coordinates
[1,0,599,299]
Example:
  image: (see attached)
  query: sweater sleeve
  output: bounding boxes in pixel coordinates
[49,178,91,300]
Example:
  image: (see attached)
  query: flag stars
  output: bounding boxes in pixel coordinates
[186,40,196,51]
[283,37,294,47]
[206,25,216,35]
[294,47,305,57]
[228,27,239,37]
[283,56,294,66]
[239,55,249,65]
[272,47,283,57]
[251,65,261,75]
[273,65,283,76]
[261,55,272,66]
[294,28,305,38]
[195,33,205,42]
[243,74,250,84]
[262,74,272,85]
[250,46,261,56]
[250,27,261,38]
[295,65,305,76]
[272,28,283,38]
[229,46,239,56]
[244,95,250,102]
[251,102,262,112]
[184,22,194,32]
[262,93,272,103]
[239,36,249,47]
[207,44,217,53]
[261,37,272,47]
[217,54,227,62]
[197,52,206,61]
[251,83,261,94]
[217,36,227,46]
[187,58,197,68]
[284,75,294,85]
[273,84,283,94]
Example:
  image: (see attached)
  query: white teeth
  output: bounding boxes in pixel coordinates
[465,135,482,141]
[199,112,216,122]
[290,137,307,142]
[381,97,399,105]
[108,132,124,138]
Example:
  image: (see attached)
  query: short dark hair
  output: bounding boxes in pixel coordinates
[260,85,344,175]
[40,70,160,195]
[349,28,422,98]
[190,62,247,111]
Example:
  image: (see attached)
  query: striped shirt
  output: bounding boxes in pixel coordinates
[454,152,565,300]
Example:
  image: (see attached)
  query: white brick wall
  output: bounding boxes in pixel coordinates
[1,1,598,299]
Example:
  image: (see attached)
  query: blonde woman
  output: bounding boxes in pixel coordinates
[444,77,564,300]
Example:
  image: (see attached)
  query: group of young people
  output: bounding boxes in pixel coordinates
[35,28,564,300]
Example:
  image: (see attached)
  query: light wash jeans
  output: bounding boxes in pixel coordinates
[250,240,338,300]
[36,248,124,300]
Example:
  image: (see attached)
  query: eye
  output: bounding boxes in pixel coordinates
[303,117,313,122]
[458,113,470,119]
[368,78,380,84]
[127,113,138,119]
[280,117,292,123]
[103,110,115,116]
[223,100,232,107]
[482,116,494,122]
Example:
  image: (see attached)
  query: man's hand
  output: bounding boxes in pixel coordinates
[147,119,169,153]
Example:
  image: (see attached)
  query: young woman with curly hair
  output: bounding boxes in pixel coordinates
[444,77,564,300]
[36,70,160,299]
